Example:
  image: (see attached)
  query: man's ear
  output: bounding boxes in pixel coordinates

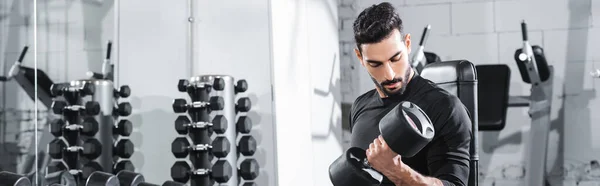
[354,48,365,67]
[404,33,412,54]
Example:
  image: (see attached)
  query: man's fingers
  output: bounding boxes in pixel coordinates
[378,136,387,147]
[369,142,375,150]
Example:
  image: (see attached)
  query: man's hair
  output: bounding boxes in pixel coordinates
[353,2,404,52]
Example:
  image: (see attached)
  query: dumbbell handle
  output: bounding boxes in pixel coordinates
[184,122,213,129]
[189,144,212,151]
[64,124,84,131]
[65,146,84,152]
[64,105,86,111]
[188,101,211,108]
[190,168,211,176]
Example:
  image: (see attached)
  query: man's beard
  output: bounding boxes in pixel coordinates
[371,68,412,97]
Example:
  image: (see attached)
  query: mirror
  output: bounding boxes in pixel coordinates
[0,0,40,184]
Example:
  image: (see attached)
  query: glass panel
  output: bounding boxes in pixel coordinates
[0,0,38,184]
[33,0,115,185]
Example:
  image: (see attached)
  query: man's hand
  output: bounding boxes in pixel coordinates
[366,135,402,175]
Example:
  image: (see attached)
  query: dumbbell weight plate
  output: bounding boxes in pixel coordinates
[50,119,65,137]
[236,116,252,134]
[118,102,132,116]
[85,171,119,186]
[212,160,232,183]
[238,136,257,156]
[114,160,135,174]
[115,139,135,158]
[242,182,257,186]
[44,170,76,186]
[116,120,133,136]
[81,162,103,180]
[161,181,186,186]
[116,170,145,186]
[82,138,103,159]
[85,101,101,115]
[239,159,260,180]
[81,117,99,136]
[379,101,434,157]
[328,147,381,186]
[170,161,191,183]
[0,171,32,186]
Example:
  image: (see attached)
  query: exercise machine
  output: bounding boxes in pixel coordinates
[410,24,442,73]
[476,20,554,186]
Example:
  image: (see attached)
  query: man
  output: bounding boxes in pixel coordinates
[349,2,472,186]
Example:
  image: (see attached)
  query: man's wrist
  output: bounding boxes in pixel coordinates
[381,162,444,186]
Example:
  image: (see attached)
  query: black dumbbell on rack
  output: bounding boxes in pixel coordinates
[50,117,99,137]
[174,115,227,136]
[171,137,230,160]
[51,100,101,116]
[172,97,224,114]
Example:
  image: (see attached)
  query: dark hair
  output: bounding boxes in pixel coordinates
[353,2,403,52]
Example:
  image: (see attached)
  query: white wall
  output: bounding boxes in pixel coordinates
[271,0,343,185]
[339,0,600,185]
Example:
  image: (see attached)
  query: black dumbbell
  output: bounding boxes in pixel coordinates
[170,160,232,183]
[116,171,187,186]
[85,171,119,186]
[171,137,210,158]
[114,120,133,136]
[238,136,257,156]
[45,169,76,186]
[235,79,248,94]
[47,161,68,174]
[242,182,257,186]
[50,118,99,137]
[212,77,225,91]
[48,138,102,159]
[0,171,32,186]
[172,97,224,113]
[115,85,131,98]
[115,139,135,158]
[51,101,101,115]
[174,116,213,135]
[81,161,103,180]
[116,102,132,117]
[239,159,260,180]
[236,116,252,134]
[50,119,66,137]
[114,160,135,174]
[235,98,251,113]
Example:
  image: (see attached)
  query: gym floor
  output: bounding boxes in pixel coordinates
[0,0,599,186]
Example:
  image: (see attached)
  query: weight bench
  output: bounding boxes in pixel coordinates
[420,60,479,186]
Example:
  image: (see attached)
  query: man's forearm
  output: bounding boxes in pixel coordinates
[381,163,444,186]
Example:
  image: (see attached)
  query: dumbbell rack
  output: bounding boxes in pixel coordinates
[71,79,136,175]
[47,79,135,185]
[171,75,259,186]
[47,81,102,184]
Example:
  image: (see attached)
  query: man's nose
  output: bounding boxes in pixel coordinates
[382,63,396,80]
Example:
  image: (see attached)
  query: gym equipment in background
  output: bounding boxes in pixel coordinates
[0,46,59,182]
[329,101,435,186]
[171,75,259,186]
[410,24,431,73]
[420,60,478,186]
[47,41,134,185]
[476,20,554,186]
[0,171,32,186]
[410,24,442,73]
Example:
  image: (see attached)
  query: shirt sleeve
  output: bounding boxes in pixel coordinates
[426,96,472,186]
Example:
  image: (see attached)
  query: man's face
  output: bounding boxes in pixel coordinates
[355,29,412,97]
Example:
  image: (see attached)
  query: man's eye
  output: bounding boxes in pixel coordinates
[369,63,381,67]
[391,58,400,62]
